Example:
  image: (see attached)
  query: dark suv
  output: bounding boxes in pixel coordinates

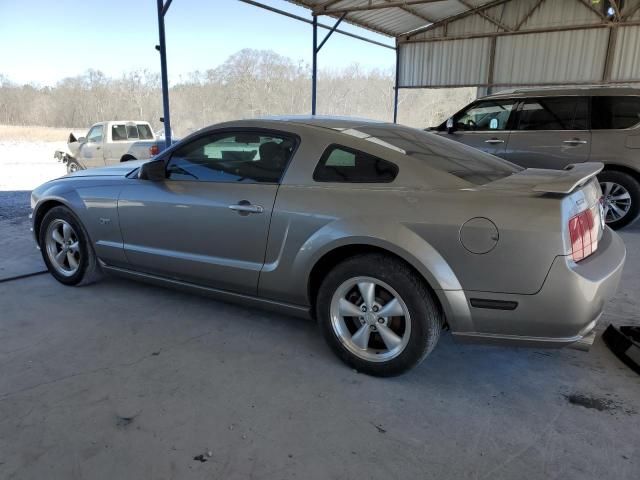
[432,87,640,229]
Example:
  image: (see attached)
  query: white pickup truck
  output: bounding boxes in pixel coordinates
[55,121,168,173]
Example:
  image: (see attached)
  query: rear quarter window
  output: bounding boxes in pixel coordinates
[592,96,640,130]
[313,145,398,183]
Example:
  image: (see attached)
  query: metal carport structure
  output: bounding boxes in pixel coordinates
[155,0,640,146]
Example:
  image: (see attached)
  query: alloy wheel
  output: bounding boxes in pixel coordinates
[601,181,632,223]
[45,219,81,277]
[329,276,411,362]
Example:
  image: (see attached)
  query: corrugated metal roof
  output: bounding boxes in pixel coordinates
[285,0,640,88]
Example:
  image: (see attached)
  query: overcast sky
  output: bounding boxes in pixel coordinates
[0,0,396,86]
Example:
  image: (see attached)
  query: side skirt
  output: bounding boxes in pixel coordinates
[102,265,312,320]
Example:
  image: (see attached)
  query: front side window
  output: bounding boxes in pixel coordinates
[166,132,297,183]
[87,125,104,143]
[517,97,588,130]
[592,96,640,130]
[313,145,398,183]
[455,100,515,131]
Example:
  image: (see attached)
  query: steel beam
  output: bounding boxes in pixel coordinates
[156,0,172,150]
[312,15,318,115]
[401,18,639,43]
[317,13,347,52]
[398,79,640,89]
[458,0,511,31]
[403,0,512,39]
[238,0,394,49]
[603,25,619,80]
[316,0,447,15]
[393,46,400,123]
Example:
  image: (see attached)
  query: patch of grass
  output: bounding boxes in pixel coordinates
[0,125,83,142]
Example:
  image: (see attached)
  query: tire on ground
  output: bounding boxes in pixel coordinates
[66,159,81,174]
[316,253,443,377]
[38,206,103,286]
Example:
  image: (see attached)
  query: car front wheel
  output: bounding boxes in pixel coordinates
[39,206,102,286]
[316,254,443,376]
[599,171,640,230]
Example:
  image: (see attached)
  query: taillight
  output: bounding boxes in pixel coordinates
[149,145,159,156]
[568,205,599,262]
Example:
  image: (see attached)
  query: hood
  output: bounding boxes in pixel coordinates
[68,159,149,178]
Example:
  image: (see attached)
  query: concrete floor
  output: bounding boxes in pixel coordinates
[1,217,639,480]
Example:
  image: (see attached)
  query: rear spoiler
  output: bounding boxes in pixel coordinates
[532,162,604,194]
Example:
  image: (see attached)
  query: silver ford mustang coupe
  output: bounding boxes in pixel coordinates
[31,117,626,376]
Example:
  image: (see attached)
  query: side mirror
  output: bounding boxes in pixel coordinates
[446,117,456,134]
[77,136,87,144]
[139,158,166,181]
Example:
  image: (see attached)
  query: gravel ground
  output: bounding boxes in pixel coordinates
[0,191,31,221]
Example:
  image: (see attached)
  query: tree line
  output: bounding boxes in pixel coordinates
[0,49,474,137]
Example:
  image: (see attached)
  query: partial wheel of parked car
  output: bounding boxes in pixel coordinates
[121,155,136,162]
[39,206,102,286]
[598,170,640,230]
[316,254,443,377]
[66,159,82,174]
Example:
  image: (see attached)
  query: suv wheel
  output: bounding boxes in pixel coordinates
[316,254,443,377]
[599,171,640,230]
[39,206,102,286]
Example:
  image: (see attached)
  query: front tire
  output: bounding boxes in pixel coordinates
[316,254,443,377]
[66,159,81,174]
[39,206,102,286]
[598,171,640,230]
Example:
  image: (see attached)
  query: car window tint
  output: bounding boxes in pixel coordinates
[455,100,515,131]
[126,125,139,139]
[112,125,127,141]
[592,96,640,129]
[313,146,398,183]
[517,97,586,130]
[87,125,103,143]
[137,124,154,139]
[354,125,521,185]
[167,132,296,183]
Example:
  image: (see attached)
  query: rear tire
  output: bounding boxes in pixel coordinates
[598,171,640,230]
[316,254,443,377]
[39,206,102,286]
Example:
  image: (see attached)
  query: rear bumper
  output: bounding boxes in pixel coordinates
[451,227,626,349]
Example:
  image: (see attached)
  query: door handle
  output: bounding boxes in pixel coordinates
[563,139,588,145]
[229,201,264,215]
[484,138,504,144]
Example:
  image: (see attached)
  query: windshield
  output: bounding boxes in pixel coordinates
[346,125,522,185]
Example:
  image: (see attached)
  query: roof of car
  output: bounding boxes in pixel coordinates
[259,115,388,130]
[484,85,640,99]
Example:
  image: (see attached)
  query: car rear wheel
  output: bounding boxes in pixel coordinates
[39,206,102,286]
[316,254,443,376]
[598,171,640,230]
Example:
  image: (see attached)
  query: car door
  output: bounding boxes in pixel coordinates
[78,124,105,168]
[502,96,591,169]
[436,99,516,156]
[117,129,298,295]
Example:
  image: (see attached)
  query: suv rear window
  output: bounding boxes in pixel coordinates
[341,125,521,185]
[591,96,640,129]
[313,145,398,183]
